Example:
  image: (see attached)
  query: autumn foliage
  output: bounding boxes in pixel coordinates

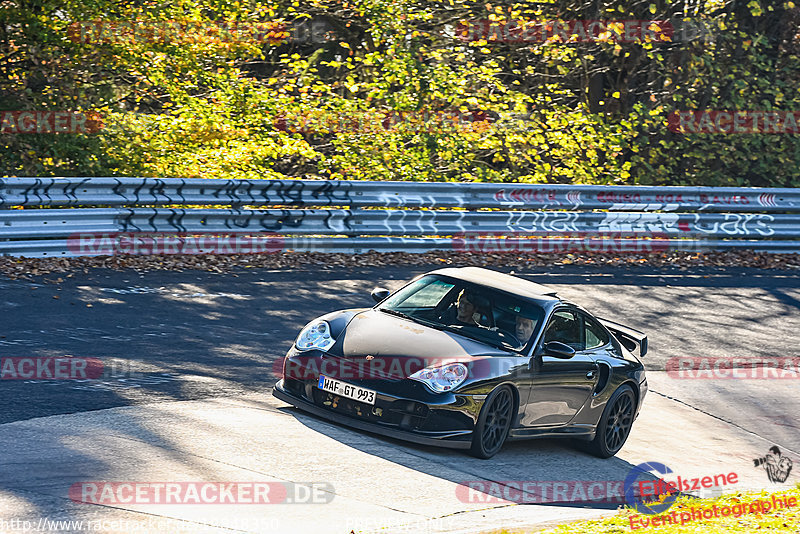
[1,0,799,186]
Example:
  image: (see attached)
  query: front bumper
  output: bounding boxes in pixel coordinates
[273,379,476,449]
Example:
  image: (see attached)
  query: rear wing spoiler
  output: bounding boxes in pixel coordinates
[598,318,648,357]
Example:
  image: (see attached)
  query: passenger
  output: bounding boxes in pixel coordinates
[515,316,535,344]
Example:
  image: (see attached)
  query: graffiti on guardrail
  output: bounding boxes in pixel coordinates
[494,188,786,212]
[0,179,797,258]
[2,178,799,212]
[50,209,787,238]
[596,213,777,236]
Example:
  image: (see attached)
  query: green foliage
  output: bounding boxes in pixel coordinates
[2,0,799,186]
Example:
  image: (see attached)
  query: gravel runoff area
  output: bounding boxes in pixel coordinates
[1,250,799,280]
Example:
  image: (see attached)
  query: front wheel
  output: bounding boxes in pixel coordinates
[470,386,514,459]
[583,384,636,458]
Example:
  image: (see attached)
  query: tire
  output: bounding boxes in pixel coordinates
[582,384,636,459]
[470,386,514,459]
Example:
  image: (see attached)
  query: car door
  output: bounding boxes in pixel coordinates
[521,308,600,427]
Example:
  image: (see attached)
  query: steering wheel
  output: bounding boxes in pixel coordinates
[493,328,521,347]
[436,303,455,323]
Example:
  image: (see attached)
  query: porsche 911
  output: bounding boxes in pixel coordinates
[273,267,648,459]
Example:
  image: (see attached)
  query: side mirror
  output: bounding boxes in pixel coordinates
[543,341,576,359]
[371,287,390,303]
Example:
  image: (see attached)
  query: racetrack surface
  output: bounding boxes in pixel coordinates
[1,264,799,533]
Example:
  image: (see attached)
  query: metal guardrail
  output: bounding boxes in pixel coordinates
[3,177,800,212]
[1,208,796,238]
[0,178,797,257]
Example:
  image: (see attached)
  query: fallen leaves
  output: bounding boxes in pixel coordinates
[0,250,798,280]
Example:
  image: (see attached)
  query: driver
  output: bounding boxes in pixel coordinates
[447,289,479,326]
[515,316,535,344]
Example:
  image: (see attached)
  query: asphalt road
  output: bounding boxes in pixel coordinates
[2,263,799,533]
[2,265,799,430]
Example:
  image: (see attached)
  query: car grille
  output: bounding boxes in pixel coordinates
[288,378,430,431]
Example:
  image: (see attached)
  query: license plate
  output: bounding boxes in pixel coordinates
[317,375,376,405]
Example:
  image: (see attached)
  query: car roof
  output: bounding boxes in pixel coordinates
[427,267,560,302]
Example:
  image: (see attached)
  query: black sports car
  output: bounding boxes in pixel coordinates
[273,267,648,459]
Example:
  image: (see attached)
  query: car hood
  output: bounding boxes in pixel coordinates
[339,309,511,361]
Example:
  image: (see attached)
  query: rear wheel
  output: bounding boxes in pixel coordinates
[470,386,514,459]
[583,384,636,458]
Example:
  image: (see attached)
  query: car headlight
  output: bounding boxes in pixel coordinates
[409,363,468,393]
[295,320,336,352]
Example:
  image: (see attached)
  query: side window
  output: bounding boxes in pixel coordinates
[583,315,610,350]
[543,310,584,350]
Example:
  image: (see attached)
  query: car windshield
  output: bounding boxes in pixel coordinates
[377,275,545,353]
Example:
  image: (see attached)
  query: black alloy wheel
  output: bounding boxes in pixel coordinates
[470,386,514,459]
[583,384,636,458]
